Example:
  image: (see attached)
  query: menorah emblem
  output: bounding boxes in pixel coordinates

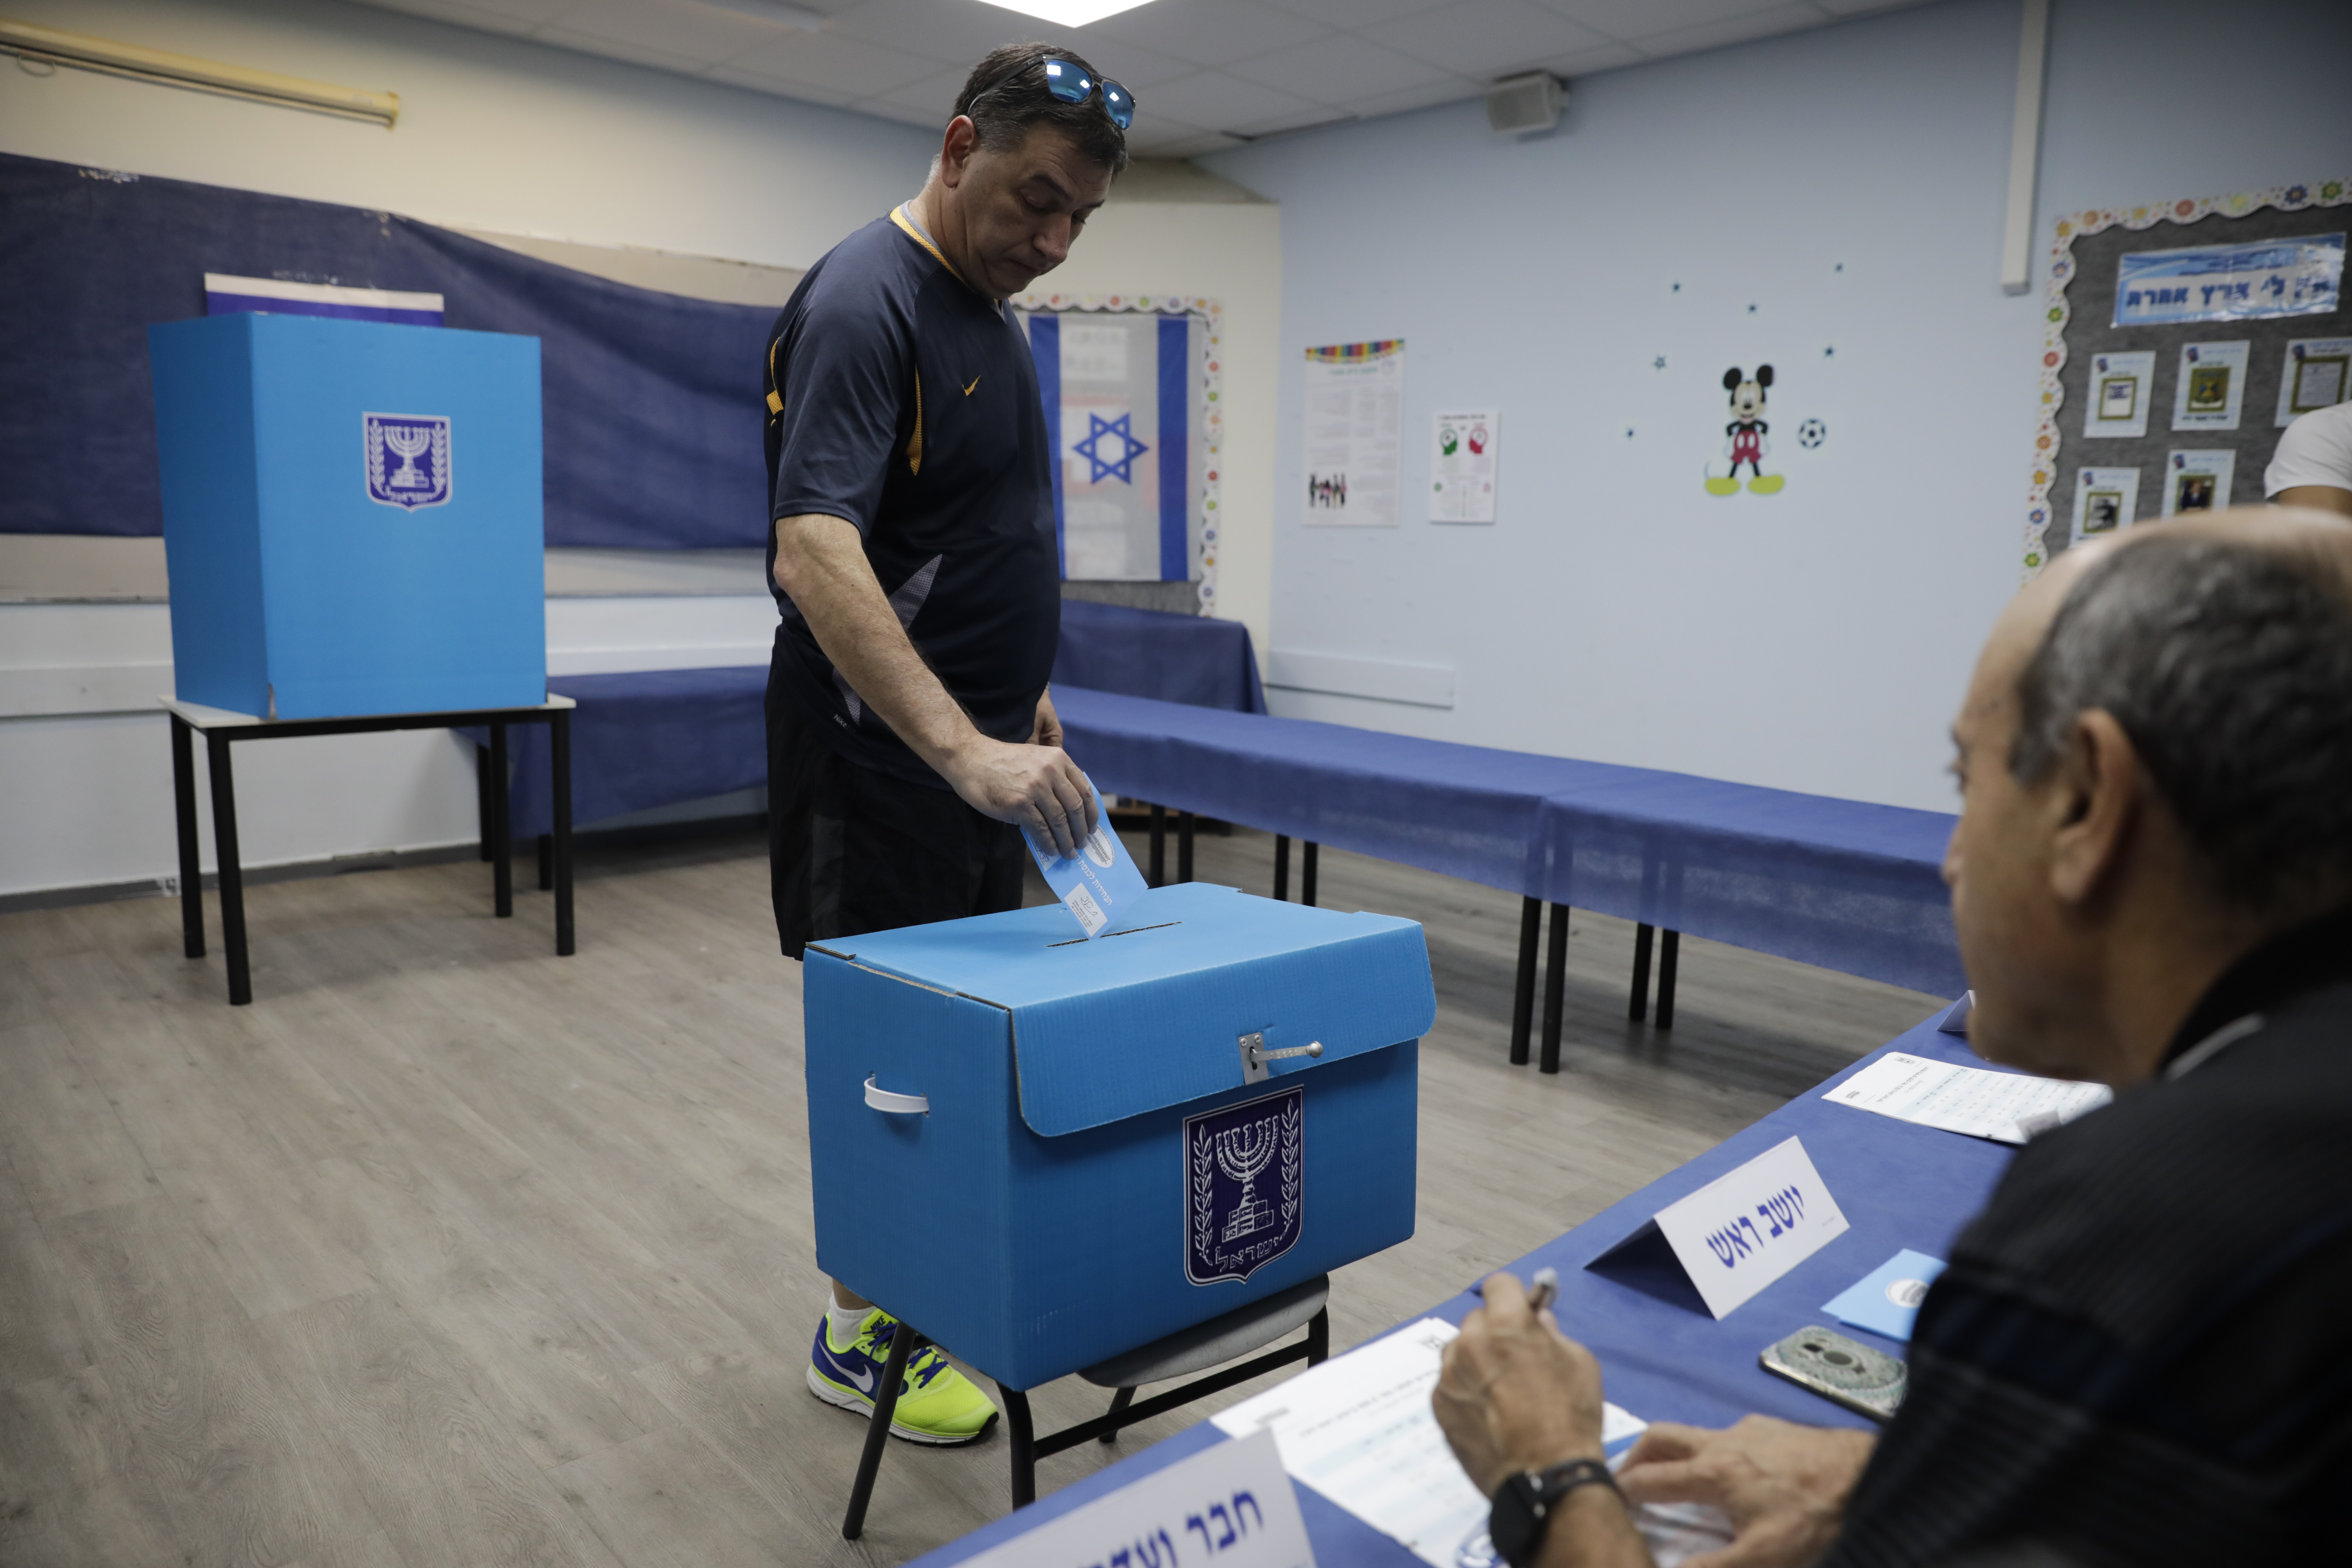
[363,413,453,511]
[1215,1116,1279,1242]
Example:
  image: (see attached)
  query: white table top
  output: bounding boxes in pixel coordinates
[159,694,577,729]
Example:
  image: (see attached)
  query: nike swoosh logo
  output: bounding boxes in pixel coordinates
[962,376,981,396]
[845,1365,876,1393]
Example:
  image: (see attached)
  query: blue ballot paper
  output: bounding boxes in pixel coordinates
[1822,1248,1948,1342]
[1021,779,1151,938]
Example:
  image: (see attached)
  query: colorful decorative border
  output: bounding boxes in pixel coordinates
[1304,340,1402,364]
[2024,177,2350,578]
[1014,290,1225,613]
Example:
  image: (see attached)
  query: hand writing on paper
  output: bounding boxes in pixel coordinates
[1433,1272,1609,1494]
[1615,1416,1876,1568]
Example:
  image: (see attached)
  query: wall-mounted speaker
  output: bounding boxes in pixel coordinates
[1484,71,1564,136]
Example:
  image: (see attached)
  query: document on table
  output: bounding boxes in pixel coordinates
[1825,1052,2112,1144]
[1211,1317,1726,1568]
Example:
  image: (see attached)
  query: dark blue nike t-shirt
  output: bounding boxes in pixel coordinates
[763,210,1059,786]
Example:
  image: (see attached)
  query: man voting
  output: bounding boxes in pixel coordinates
[760,45,1130,1447]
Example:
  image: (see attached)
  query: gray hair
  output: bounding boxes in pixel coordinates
[2010,532,2352,917]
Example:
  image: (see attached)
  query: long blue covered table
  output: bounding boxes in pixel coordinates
[1050,687,1964,1002]
[909,1011,2010,1566]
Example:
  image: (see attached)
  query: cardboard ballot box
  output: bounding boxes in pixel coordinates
[149,312,544,720]
[805,882,1436,1391]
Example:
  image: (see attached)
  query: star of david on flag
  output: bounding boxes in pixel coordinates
[1074,412,1148,484]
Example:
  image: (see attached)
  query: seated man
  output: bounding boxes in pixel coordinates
[1433,506,2352,1567]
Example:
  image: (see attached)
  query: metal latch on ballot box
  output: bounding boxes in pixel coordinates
[1238,1031,1323,1085]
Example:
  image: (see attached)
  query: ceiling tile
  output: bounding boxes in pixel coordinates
[860,61,972,115]
[1530,38,1644,73]
[847,93,950,125]
[1225,103,1353,136]
[1074,38,1203,89]
[535,22,718,70]
[1142,129,1246,156]
[1255,0,1451,27]
[1812,0,1924,12]
[1086,0,1331,68]
[827,0,1098,65]
[1363,0,1606,79]
[542,0,786,60]
[706,62,867,101]
[1538,0,1802,43]
[725,26,944,92]
[1617,2,1827,55]
[417,0,577,25]
[356,0,553,34]
[1343,72,1480,119]
[1140,66,1325,128]
[1226,30,1450,101]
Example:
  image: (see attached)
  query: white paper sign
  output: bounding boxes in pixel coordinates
[2160,448,2238,517]
[2171,340,2250,431]
[960,1426,1315,1568]
[2070,465,2141,543]
[1647,1136,1848,1320]
[1428,408,1498,523]
[2277,337,2352,426]
[2081,350,2155,439]
[1303,341,1404,527]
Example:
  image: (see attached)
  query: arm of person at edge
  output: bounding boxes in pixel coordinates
[2275,485,2352,518]
[1433,1272,1876,1568]
[773,512,1096,858]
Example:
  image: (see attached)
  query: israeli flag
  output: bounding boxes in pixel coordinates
[1024,310,1203,582]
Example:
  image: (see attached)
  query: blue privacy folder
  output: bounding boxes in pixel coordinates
[1022,779,1152,937]
[1821,1248,1947,1342]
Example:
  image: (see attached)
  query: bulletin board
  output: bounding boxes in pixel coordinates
[2025,177,2350,574]
[1013,290,1224,610]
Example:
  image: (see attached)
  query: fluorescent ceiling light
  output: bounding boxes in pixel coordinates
[692,0,826,30]
[0,15,398,124]
[973,0,1159,28]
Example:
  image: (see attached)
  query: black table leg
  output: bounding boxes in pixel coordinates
[1274,834,1291,901]
[170,715,204,959]
[475,742,494,862]
[537,834,552,892]
[1177,811,1194,884]
[1148,804,1166,888]
[1307,1306,1330,1365]
[551,710,574,957]
[1096,1386,1136,1444]
[841,1320,920,1540]
[1656,930,1679,1030]
[204,733,251,1006]
[1302,842,1318,907]
[1508,896,1539,1066]
[1630,923,1654,1023]
[1002,1384,1038,1508]
[489,722,512,918]
[1539,902,1569,1074]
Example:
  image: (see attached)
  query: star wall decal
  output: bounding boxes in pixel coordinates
[1074,412,1148,485]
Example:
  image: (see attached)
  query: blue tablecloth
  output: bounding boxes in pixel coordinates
[1054,600,1266,715]
[911,1012,2012,1566]
[1052,687,1963,997]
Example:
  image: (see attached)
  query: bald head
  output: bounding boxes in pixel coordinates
[1947,507,2352,1082]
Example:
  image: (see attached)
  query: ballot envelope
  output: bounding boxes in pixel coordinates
[804,882,1435,1391]
[149,312,545,720]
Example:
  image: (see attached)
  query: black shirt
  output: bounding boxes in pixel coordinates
[1825,905,2352,1567]
[762,209,1059,786]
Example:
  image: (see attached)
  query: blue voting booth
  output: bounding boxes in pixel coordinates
[806,882,1436,1392]
[149,313,544,720]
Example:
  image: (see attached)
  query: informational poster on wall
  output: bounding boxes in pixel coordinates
[2277,337,2352,425]
[2081,351,2155,439]
[1428,408,1498,523]
[1303,339,1404,527]
[2171,340,2250,431]
[2160,449,2238,516]
[2072,467,2141,544]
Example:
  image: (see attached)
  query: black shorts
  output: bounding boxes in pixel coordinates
[766,668,1028,959]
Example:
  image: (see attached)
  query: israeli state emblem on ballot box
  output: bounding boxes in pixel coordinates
[804,882,1436,1392]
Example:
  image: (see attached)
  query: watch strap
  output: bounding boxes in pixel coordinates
[1492,1458,1621,1567]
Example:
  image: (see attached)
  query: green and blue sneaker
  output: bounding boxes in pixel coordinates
[806,1308,999,1445]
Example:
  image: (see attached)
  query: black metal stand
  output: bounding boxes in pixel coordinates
[1630,923,1654,1022]
[1508,896,1539,1066]
[1301,842,1318,907]
[1274,834,1291,901]
[1148,803,1167,887]
[1539,902,1569,1074]
[1656,929,1679,1030]
[996,1308,1328,1509]
[840,1320,922,1540]
[167,699,574,1005]
[1177,811,1195,884]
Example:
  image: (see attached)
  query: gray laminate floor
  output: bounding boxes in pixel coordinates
[0,823,1945,1566]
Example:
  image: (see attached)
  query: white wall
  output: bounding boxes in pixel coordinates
[1203,0,2352,813]
[1039,187,1283,662]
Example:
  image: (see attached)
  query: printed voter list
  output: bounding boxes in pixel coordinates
[1023,779,1150,937]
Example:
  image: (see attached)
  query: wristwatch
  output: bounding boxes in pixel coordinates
[1488,1458,1621,1567]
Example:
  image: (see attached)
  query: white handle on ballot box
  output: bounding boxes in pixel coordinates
[863,1076,929,1116]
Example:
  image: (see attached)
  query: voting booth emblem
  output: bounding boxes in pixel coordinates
[1186,1086,1302,1286]
[805,883,1434,1391]
[364,413,452,509]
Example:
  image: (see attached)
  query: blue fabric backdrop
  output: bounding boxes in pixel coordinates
[0,152,776,547]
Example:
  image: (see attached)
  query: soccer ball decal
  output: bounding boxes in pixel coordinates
[1797,418,1827,449]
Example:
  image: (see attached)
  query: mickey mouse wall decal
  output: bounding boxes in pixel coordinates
[1705,365,1784,496]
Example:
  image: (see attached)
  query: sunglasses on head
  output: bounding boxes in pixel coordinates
[969,55,1134,131]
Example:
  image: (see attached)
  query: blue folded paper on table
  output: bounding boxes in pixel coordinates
[1821,1248,1947,1342]
[1022,779,1152,938]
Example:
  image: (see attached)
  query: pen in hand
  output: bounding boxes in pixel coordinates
[1528,1266,1558,1315]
